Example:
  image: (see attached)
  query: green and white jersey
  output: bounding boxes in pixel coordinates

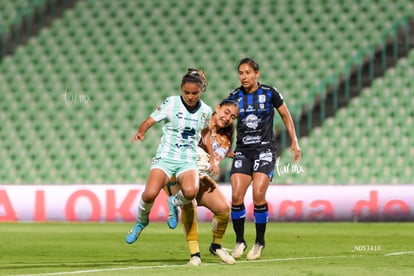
[150,96,212,162]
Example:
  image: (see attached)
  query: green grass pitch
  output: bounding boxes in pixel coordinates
[0,222,413,275]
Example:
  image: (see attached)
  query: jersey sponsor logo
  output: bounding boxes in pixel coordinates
[181,127,196,139]
[152,157,161,165]
[175,112,199,123]
[175,143,192,148]
[176,112,184,119]
[260,161,270,167]
[245,114,258,129]
[259,151,273,162]
[175,127,196,148]
[242,135,261,144]
[246,105,255,112]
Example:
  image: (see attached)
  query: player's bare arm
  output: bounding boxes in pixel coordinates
[277,103,301,162]
[131,117,157,142]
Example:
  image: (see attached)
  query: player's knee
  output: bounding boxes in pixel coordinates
[231,193,244,205]
[215,203,230,215]
[141,191,157,203]
[182,187,198,200]
[252,191,266,204]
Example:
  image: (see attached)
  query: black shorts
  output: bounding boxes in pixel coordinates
[230,148,276,179]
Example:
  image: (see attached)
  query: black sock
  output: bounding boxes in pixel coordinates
[231,204,246,243]
[191,252,201,258]
[255,223,266,246]
[210,243,221,251]
[254,203,268,245]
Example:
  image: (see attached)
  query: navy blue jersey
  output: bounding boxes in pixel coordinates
[227,83,284,152]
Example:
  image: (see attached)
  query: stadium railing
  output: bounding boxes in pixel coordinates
[0,0,76,60]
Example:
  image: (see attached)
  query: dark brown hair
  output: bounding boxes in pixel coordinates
[181,68,208,92]
[237,57,259,72]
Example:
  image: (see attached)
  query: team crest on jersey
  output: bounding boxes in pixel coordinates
[259,95,266,103]
[201,112,208,124]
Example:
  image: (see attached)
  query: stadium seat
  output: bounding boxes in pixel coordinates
[278,49,414,184]
[1,0,413,184]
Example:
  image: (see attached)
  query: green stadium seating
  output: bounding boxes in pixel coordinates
[276,49,414,184]
[0,0,413,184]
[0,1,34,28]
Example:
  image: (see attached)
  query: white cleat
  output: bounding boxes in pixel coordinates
[187,256,201,266]
[231,242,247,259]
[215,248,236,264]
[210,247,236,264]
[246,243,264,260]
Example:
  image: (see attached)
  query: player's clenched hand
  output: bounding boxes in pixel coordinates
[131,132,144,142]
[290,142,301,162]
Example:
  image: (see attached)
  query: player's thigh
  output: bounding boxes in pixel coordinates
[142,168,169,202]
[230,173,252,204]
[197,179,230,214]
[177,169,199,198]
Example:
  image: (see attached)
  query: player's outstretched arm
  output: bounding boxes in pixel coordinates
[131,117,157,142]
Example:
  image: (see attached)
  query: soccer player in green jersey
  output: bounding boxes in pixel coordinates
[126,68,214,244]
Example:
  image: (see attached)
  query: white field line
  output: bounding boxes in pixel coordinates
[10,252,411,276]
[10,255,360,276]
[383,251,414,256]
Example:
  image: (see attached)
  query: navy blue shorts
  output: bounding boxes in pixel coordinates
[230,148,275,179]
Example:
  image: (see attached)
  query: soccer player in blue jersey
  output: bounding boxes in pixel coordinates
[125,68,215,244]
[226,58,301,260]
